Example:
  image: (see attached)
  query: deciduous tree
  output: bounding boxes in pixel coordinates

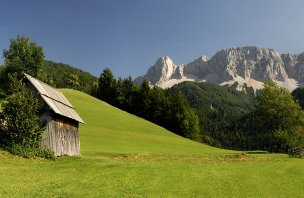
[0,35,45,96]
[0,74,44,157]
[251,81,304,153]
[3,35,44,78]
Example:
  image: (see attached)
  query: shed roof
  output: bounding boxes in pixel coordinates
[24,74,85,124]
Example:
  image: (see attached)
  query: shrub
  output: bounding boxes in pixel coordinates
[5,144,55,160]
[288,147,304,158]
[0,74,53,159]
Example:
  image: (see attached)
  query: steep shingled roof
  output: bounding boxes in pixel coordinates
[24,74,85,124]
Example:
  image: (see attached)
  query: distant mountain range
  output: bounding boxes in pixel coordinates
[134,46,304,92]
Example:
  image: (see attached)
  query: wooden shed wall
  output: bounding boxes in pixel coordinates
[24,78,82,156]
[42,113,80,156]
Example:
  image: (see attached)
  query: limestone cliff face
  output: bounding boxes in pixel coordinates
[135,47,304,92]
[134,56,177,87]
[282,52,304,85]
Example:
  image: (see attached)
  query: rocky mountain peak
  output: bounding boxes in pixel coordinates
[134,47,304,92]
[196,55,209,62]
[155,56,173,66]
[133,56,177,86]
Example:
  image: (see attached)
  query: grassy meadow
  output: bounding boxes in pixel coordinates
[1,89,304,197]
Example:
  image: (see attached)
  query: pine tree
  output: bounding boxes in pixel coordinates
[97,68,117,104]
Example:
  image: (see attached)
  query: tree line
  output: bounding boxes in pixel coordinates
[93,68,200,140]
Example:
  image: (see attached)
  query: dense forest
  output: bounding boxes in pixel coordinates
[170,82,255,147]
[40,61,98,94]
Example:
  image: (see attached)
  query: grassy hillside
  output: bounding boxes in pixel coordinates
[1,89,304,197]
[62,89,228,155]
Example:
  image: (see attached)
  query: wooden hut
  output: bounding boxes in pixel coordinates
[24,74,84,156]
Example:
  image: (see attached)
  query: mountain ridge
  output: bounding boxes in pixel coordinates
[134,46,304,92]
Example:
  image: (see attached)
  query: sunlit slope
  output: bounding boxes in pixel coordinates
[61,89,231,155]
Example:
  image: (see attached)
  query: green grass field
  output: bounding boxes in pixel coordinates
[1,89,304,197]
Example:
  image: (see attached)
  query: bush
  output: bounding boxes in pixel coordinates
[1,85,43,148]
[6,144,55,160]
[288,147,304,158]
[0,74,53,159]
[37,149,56,160]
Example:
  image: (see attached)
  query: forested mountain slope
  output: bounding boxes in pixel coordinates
[40,61,98,94]
[170,81,255,148]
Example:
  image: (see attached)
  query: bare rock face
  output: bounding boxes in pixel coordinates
[134,47,304,92]
[134,56,177,87]
[183,56,209,79]
[283,52,304,86]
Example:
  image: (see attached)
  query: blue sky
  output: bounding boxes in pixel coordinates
[1,0,304,78]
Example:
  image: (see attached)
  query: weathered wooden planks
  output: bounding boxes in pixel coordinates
[42,114,80,156]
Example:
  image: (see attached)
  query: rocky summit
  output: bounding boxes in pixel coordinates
[134,46,304,92]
